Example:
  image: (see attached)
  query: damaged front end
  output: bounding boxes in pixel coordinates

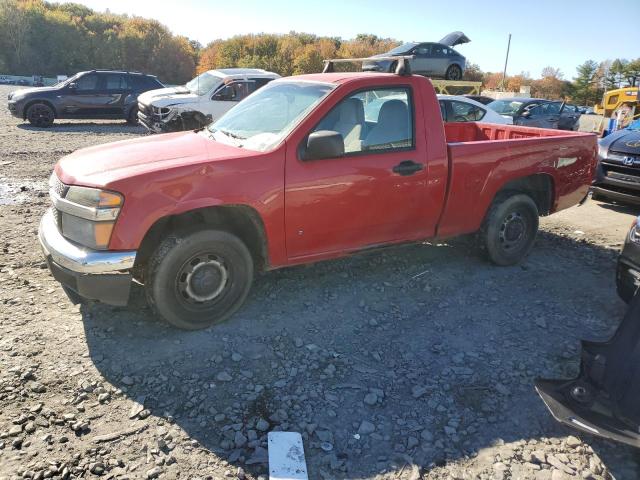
[138,104,211,134]
[535,294,640,447]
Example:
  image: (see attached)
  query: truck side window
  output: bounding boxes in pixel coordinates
[314,88,413,154]
[213,82,251,102]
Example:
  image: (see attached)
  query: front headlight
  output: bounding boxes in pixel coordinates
[65,185,123,209]
[61,214,116,250]
[152,106,171,117]
[53,184,123,250]
[631,217,640,245]
[597,144,607,159]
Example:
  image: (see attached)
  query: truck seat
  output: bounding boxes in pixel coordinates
[363,100,409,148]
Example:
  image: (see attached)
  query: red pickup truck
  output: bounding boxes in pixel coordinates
[39,72,597,329]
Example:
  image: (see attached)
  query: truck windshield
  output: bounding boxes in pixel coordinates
[186,72,221,95]
[207,81,334,152]
[487,100,524,116]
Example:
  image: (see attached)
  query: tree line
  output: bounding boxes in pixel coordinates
[0,0,198,84]
[466,58,640,105]
[1,0,638,107]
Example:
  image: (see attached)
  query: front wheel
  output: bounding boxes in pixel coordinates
[26,103,55,127]
[126,106,139,125]
[445,65,462,80]
[482,193,539,266]
[145,229,254,330]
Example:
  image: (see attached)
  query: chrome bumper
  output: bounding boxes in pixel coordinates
[38,209,136,274]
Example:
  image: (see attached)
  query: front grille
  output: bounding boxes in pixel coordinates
[138,102,152,116]
[50,174,68,198]
[607,171,640,185]
[608,152,640,167]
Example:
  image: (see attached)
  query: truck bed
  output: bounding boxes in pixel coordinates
[435,122,597,238]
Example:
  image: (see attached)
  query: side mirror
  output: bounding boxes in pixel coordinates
[520,110,531,118]
[67,82,77,90]
[302,130,344,161]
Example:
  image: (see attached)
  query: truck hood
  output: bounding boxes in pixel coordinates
[438,31,471,47]
[55,131,250,187]
[137,86,201,108]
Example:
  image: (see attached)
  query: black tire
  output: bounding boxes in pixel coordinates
[144,229,254,330]
[388,61,398,73]
[482,193,539,266]
[126,106,139,125]
[26,102,55,127]
[445,64,462,80]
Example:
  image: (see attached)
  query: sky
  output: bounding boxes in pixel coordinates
[53,0,640,79]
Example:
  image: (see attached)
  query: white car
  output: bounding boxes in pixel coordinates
[137,68,280,133]
[437,95,512,124]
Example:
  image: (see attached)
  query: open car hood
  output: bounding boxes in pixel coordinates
[438,31,471,47]
[535,294,640,448]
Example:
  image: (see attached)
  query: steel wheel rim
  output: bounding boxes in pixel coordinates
[176,253,230,306]
[499,211,527,251]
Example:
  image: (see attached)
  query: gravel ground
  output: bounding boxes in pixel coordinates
[1,84,639,480]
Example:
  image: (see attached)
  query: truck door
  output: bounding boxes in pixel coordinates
[208,81,252,122]
[284,86,435,260]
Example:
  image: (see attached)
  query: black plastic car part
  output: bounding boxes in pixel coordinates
[535,294,640,447]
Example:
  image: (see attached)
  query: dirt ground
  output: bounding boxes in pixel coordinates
[1,84,639,480]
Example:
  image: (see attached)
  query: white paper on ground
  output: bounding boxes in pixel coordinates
[268,431,309,480]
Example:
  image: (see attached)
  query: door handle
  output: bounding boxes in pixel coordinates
[392,160,424,176]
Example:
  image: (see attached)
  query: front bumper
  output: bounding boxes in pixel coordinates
[137,109,169,134]
[593,156,640,204]
[7,100,22,118]
[38,209,137,306]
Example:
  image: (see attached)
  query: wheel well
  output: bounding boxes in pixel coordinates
[493,174,554,216]
[134,205,269,277]
[23,99,57,120]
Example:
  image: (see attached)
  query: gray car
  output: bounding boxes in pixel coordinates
[487,97,580,130]
[362,31,470,80]
[7,70,164,127]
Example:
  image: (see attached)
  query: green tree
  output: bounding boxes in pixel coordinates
[573,60,599,105]
[624,59,640,87]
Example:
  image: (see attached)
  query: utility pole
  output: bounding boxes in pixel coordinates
[501,33,512,92]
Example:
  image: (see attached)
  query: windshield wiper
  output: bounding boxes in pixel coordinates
[218,129,246,140]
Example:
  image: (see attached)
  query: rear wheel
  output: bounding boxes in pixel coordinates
[26,103,55,127]
[144,229,254,330]
[482,193,539,266]
[388,61,398,73]
[445,65,462,80]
